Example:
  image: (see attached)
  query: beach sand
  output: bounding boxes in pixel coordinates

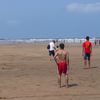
[0,43,100,100]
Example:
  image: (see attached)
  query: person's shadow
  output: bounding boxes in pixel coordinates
[62,83,78,88]
[83,66,98,69]
[68,83,78,88]
[91,66,98,69]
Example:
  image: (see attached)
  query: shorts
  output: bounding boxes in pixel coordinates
[57,61,67,75]
[84,53,91,60]
[49,50,55,56]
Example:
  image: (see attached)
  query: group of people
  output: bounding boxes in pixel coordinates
[94,39,100,46]
[47,36,92,88]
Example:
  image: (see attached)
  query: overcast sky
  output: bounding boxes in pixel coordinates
[0,0,100,39]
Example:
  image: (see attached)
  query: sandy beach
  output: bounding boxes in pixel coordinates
[0,43,100,100]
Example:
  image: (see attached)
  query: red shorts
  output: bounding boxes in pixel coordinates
[57,61,67,75]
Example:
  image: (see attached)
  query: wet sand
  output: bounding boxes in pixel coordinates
[0,43,100,100]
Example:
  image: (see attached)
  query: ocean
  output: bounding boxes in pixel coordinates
[0,38,97,44]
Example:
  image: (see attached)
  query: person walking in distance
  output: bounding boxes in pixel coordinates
[48,40,56,60]
[82,36,92,69]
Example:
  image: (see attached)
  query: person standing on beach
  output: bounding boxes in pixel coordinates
[99,40,100,45]
[47,40,56,60]
[82,36,92,69]
[54,43,69,88]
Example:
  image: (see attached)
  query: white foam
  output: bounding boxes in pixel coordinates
[0,38,98,44]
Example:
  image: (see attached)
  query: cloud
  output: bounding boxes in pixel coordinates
[66,2,100,13]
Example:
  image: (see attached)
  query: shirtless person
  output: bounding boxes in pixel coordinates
[54,43,69,88]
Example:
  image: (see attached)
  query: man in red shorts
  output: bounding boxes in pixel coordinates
[54,43,69,88]
[82,36,92,69]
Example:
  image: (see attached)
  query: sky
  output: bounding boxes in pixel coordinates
[0,0,100,39]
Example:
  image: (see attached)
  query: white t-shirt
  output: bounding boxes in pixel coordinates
[49,42,55,51]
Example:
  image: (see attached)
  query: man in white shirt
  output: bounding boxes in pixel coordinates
[48,40,56,60]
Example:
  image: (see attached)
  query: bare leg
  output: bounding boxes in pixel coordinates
[88,60,91,68]
[84,59,87,68]
[49,55,52,61]
[50,56,52,61]
[58,75,61,88]
[65,74,69,88]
